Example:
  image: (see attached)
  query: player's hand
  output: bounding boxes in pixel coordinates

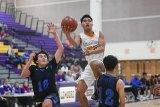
[84,50,90,56]
[62,26,72,36]
[29,53,35,60]
[48,23,56,35]
[84,50,93,56]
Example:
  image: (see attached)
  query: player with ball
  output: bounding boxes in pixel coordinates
[62,14,105,107]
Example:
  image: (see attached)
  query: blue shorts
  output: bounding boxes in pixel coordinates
[35,93,60,107]
[44,93,60,107]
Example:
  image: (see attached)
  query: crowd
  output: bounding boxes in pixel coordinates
[119,72,160,101]
[6,44,31,68]
[0,22,8,40]
[0,78,32,107]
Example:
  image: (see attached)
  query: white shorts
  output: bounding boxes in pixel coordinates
[76,64,95,87]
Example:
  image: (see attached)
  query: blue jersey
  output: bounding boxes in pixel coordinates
[29,57,58,102]
[97,74,119,107]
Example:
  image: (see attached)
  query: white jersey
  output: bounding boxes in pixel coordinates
[80,31,104,62]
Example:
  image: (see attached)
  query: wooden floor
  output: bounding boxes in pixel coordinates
[126,99,160,107]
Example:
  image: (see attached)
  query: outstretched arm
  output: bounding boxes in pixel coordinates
[62,26,81,48]
[48,23,64,63]
[21,53,35,78]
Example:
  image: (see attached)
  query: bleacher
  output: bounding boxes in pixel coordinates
[0,10,95,107]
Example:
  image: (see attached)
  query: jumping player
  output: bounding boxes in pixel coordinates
[21,23,64,107]
[63,14,105,107]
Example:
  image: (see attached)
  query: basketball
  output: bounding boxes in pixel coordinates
[61,16,78,32]
[90,60,105,78]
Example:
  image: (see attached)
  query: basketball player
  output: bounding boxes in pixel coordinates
[98,55,125,107]
[63,14,105,107]
[21,23,64,107]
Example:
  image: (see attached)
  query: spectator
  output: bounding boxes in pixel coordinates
[22,81,32,107]
[118,75,129,85]
[78,57,87,70]
[7,44,22,68]
[123,78,129,85]
[7,44,15,58]
[140,72,150,97]
[20,50,31,64]
[0,23,8,40]
[71,61,82,80]
[55,69,66,82]
[65,70,75,82]
[155,74,159,84]
[12,81,30,106]
[59,54,67,65]
[149,75,157,95]
[22,81,30,93]
[158,74,160,84]
[65,56,74,67]
[130,75,142,101]
[12,81,25,94]
[60,63,69,73]
[0,78,12,95]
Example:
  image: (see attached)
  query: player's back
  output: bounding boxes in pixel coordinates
[97,74,119,107]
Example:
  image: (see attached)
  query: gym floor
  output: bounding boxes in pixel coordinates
[126,99,160,107]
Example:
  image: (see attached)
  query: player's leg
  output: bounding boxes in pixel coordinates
[91,80,98,100]
[42,99,52,107]
[76,80,89,107]
[89,60,104,79]
[90,60,105,100]
[42,93,60,107]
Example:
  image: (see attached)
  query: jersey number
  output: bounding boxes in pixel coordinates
[98,87,114,106]
[38,79,49,92]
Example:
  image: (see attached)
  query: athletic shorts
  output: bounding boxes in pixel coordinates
[76,64,95,87]
[34,93,60,107]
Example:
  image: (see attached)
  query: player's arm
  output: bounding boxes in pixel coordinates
[21,53,35,78]
[62,26,81,47]
[66,34,81,48]
[48,23,64,63]
[94,31,105,54]
[117,79,125,107]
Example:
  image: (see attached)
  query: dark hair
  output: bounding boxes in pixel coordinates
[80,14,93,23]
[33,50,49,64]
[142,72,147,76]
[103,55,118,71]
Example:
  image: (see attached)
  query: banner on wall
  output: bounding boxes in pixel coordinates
[85,86,95,100]
[59,86,76,103]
